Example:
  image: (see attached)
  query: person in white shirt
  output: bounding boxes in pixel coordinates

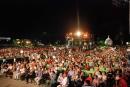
[57,73,63,86]
[61,73,68,87]
[14,67,20,80]
[34,68,43,85]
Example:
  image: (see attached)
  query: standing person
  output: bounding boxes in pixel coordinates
[57,73,63,87]
[106,69,115,87]
[84,73,93,85]
[19,65,25,80]
[92,75,99,87]
[50,71,57,87]
[29,69,36,83]
[102,72,107,87]
[15,66,21,80]
[34,68,43,85]
[113,73,128,87]
[60,73,68,87]
[68,68,74,87]
[114,74,120,87]
[24,66,30,84]
[119,74,128,87]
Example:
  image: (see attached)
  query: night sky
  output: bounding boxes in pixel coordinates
[0,0,129,42]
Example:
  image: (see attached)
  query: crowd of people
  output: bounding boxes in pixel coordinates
[0,45,129,87]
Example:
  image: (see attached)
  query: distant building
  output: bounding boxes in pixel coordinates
[105,35,113,46]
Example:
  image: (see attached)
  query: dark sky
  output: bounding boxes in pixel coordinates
[0,0,129,42]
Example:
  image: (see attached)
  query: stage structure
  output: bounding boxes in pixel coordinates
[65,31,94,49]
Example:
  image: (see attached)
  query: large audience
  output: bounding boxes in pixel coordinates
[0,45,129,87]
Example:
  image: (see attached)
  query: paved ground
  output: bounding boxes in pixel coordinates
[0,76,49,87]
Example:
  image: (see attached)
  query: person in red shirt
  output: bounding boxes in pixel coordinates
[114,74,128,87]
[84,73,93,85]
[119,76,128,87]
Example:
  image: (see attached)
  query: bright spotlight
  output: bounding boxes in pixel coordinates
[76,31,81,37]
